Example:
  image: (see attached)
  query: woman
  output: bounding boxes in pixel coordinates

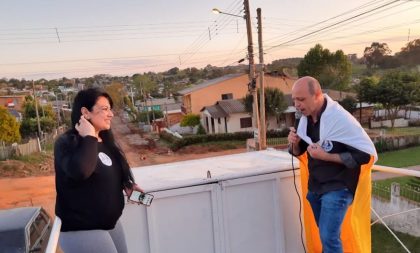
[54,88,142,253]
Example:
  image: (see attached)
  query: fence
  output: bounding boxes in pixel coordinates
[266,137,288,148]
[0,127,65,160]
[0,143,14,160]
[372,181,420,203]
[0,139,41,161]
[372,182,391,201]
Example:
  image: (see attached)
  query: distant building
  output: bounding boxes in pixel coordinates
[139,97,183,127]
[0,95,26,111]
[200,99,252,134]
[179,73,295,115]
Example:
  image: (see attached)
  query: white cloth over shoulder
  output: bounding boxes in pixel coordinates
[296,94,378,162]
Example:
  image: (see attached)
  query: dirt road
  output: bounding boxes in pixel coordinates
[0,115,246,216]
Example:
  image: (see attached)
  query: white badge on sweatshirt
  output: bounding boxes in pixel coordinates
[98,152,112,166]
[321,140,334,152]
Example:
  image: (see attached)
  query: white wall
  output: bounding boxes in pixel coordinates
[227,113,254,132]
[371,118,409,128]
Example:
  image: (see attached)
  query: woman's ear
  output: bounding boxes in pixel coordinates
[81,107,90,120]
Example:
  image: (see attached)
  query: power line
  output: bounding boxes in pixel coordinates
[265,1,417,50]
[179,0,244,65]
[263,0,387,45]
[265,0,403,52]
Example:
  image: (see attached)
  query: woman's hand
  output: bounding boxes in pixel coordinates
[75,116,96,137]
[124,183,144,198]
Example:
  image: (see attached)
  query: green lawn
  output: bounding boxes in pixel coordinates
[384,127,420,136]
[374,146,420,201]
[376,146,420,167]
[372,224,420,253]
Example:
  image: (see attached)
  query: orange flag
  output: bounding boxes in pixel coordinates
[299,153,375,253]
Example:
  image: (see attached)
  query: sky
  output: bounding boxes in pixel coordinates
[1,0,420,80]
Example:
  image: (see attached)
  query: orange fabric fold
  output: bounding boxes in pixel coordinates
[298,153,375,253]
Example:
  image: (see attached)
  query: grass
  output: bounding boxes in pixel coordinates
[384,127,420,137]
[13,151,52,163]
[376,145,420,167]
[372,223,420,253]
[373,145,420,202]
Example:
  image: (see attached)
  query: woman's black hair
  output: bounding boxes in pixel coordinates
[69,87,134,188]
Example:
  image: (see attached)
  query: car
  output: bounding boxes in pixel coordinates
[0,207,61,253]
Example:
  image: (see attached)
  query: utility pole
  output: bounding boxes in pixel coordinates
[130,85,135,107]
[142,87,150,125]
[244,0,261,150]
[257,8,266,150]
[32,81,42,138]
[55,93,60,126]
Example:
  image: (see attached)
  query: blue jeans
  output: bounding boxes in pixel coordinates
[306,189,354,253]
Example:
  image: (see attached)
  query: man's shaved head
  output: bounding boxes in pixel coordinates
[292,76,322,96]
[291,76,324,120]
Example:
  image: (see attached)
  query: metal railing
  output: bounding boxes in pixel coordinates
[371,165,420,253]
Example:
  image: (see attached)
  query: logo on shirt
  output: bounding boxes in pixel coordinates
[321,140,333,152]
[98,152,112,166]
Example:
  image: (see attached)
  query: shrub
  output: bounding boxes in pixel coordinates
[197,124,206,135]
[161,132,252,151]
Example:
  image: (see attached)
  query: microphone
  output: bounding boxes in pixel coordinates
[294,109,302,130]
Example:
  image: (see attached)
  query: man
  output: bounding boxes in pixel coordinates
[288,76,377,253]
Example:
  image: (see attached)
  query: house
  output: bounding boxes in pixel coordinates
[139,97,183,126]
[179,73,295,115]
[200,99,252,134]
[0,95,26,111]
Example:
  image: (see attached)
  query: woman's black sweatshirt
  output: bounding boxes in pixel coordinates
[54,134,124,232]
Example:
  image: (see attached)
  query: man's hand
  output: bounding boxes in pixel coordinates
[307,143,342,164]
[288,127,301,155]
[288,127,300,145]
[307,143,326,160]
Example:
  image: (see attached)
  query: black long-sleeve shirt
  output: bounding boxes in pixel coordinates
[291,100,371,195]
[54,134,125,231]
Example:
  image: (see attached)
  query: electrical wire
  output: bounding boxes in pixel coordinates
[268,0,415,49]
[265,0,402,52]
[291,144,307,253]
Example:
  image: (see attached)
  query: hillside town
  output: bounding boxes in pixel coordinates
[1,0,420,252]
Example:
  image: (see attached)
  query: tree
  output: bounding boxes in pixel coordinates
[338,96,357,113]
[297,44,352,90]
[0,106,21,144]
[104,81,126,110]
[180,113,201,131]
[243,87,288,128]
[20,97,57,138]
[133,74,158,99]
[354,77,378,103]
[357,71,420,128]
[396,38,420,66]
[363,42,391,69]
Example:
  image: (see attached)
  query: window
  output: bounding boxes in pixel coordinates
[240,117,252,128]
[218,118,221,124]
[221,93,233,100]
